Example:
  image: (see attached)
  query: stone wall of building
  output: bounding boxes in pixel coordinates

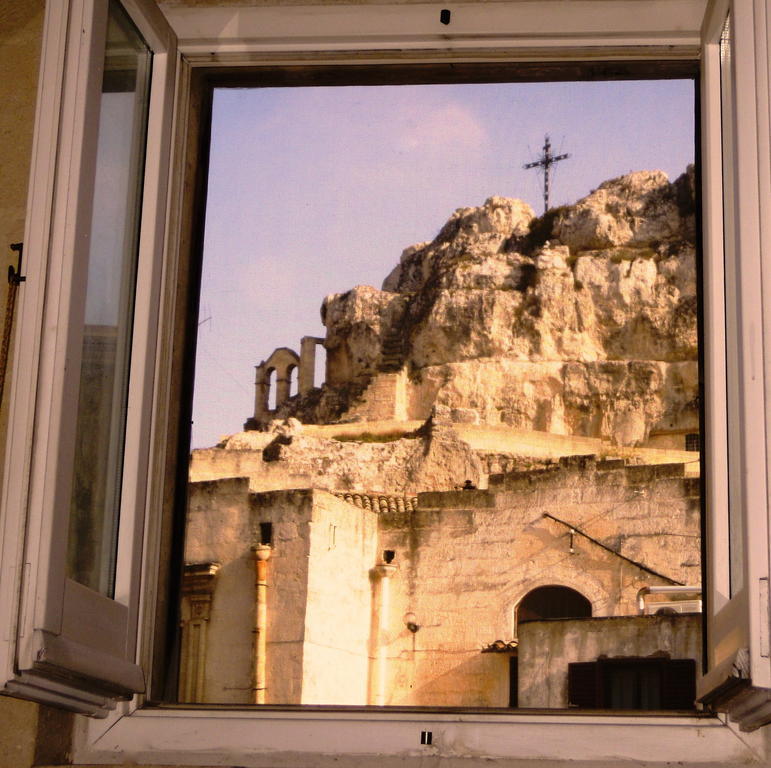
[518,614,702,708]
[300,491,378,704]
[184,458,699,707]
[249,489,315,704]
[185,481,378,705]
[488,457,701,587]
[342,370,408,422]
[185,477,260,703]
[375,465,695,707]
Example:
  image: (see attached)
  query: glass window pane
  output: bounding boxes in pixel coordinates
[66,0,152,597]
[719,13,744,596]
[179,76,700,708]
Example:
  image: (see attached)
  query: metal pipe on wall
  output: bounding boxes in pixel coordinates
[637,585,702,614]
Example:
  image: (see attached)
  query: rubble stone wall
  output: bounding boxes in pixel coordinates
[375,463,697,707]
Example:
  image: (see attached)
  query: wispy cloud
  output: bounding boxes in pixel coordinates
[395,101,487,154]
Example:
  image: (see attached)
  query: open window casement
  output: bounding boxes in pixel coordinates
[1,0,770,761]
[0,0,176,717]
[697,0,771,732]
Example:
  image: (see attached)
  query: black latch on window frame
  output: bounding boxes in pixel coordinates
[8,242,25,285]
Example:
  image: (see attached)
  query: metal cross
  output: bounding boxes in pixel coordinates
[523,135,570,214]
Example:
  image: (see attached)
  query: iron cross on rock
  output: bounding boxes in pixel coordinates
[523,135,571,214]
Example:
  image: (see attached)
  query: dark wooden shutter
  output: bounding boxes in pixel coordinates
[568,661,599,707]
[661,659,696,710]
[509,656,518,708]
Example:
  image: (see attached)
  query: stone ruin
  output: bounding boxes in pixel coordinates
[245,338,323,429]
[247,168,699,450]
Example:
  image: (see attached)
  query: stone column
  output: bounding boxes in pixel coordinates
[253,363,269,420]
[252,544,272,704]
[368,562,397,706]
[275,369,292,408]
[299,336,324,394]
[178,562,220,703]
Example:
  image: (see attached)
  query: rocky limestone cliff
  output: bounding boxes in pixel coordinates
[276,169,698,447]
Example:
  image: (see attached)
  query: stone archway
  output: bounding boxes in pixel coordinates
[516,585,592,623]
[508,583,594,708]
[253,347,300,421]
[504,571,609,636]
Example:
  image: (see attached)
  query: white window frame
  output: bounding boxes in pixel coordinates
[1,0,770,763]
[696,0,771,730]
[0,0,176,716]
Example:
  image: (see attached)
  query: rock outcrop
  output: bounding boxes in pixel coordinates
[192,416,485,495]
[274,168,698,446]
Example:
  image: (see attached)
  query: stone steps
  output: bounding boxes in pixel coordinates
[378,328,406,372]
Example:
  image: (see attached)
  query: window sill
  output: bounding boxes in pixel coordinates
[73,704,768,766]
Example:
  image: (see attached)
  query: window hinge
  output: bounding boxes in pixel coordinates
[760,577,769,658]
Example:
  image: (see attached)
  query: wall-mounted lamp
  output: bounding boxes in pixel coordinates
[404,612,420,633]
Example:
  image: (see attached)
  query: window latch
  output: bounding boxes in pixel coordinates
[1,242,25,408]
[8,242,25,285]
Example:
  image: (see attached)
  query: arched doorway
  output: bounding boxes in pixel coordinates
[510,586,592,707]
[517,585,592,623]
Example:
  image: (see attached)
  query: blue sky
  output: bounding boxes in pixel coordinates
[191,79,695,448]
